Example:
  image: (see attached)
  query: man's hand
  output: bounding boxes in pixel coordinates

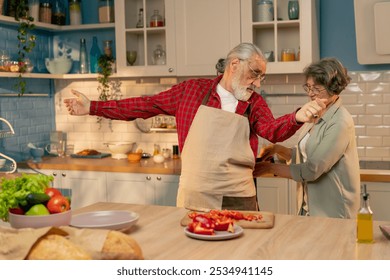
[295,98,327,123]
[64,89,91,116]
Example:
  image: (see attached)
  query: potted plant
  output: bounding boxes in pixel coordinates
[10,0,36,95]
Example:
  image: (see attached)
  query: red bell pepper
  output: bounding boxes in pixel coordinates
[187,222,215,235]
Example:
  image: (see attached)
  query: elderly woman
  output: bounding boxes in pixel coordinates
[254,57,360,219]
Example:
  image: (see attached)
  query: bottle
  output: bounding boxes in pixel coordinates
[39,2,52,23]
[69,0,82,25]
[52,0,66,25]
[89,36,101,73]
[256,0,274,22]
[99,0,115,23]
[357,184,374,243]
[136,8,144,28]
[150,10,164,27]
[152,44,166,65]
[79,38,89,74]
[28,0,40,21]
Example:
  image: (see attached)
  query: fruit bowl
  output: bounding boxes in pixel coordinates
[105,142,135,159]
[8,210,72,229]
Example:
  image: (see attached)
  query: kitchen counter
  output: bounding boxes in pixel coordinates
[17,157,390,182]
[74,202,390,260]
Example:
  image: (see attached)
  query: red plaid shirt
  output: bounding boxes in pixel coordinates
[90,76,302,158]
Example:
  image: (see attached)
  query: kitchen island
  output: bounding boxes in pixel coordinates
[74,202,390,260]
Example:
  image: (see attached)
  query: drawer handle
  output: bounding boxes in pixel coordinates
[61,173,66,177]
[156,176,161,181]
[52,172,57,177]
[146,176,151,180]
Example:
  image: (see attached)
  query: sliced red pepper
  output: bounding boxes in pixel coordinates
[214,217,233,231]
[187,222,215,235]
[193,214,215,229]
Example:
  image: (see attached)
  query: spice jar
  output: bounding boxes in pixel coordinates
[52,0,66,25]
[99,0,115,23]
[150,10,164,27]
[39,2,52,24]
[69,0,82,25]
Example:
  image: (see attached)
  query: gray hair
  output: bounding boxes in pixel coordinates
[303,57,351,95]
[215,43,265,74]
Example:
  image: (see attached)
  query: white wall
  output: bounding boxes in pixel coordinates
[55,71,390,161]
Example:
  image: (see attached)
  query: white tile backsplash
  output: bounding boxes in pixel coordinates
[54,71,390,161]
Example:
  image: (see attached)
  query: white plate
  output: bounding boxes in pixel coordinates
[184,224,244,241]
[70,210,139,231]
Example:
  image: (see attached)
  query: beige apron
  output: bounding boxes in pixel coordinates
[177,104,256,212]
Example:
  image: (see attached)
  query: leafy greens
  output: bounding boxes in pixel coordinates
[0,174,54,221]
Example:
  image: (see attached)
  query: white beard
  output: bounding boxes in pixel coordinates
[231,69,254,101]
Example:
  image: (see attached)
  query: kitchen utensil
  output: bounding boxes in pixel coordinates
[30,147,44,163]
[184,224,244,241]
[70,210,139,231]
[105,142,135,159]
[127,152,142,162]
[8,209,72,229]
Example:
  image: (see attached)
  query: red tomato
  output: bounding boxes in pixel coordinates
[45,187,62,198]
[47,195,70,214]
[9,207,25,215]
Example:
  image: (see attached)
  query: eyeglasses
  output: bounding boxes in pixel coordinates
[302,84,327,95]
[247,63,266,82]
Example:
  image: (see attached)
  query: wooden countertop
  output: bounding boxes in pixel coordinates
[74,202,390,260]
[17,156,390,182]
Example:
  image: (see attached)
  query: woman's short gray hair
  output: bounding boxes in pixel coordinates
[303,57,351,95]
[215,43,265,74]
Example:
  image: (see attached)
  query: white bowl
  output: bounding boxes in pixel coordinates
[8,210,72,229]
[45,57,73,74]
[106,142,135,159]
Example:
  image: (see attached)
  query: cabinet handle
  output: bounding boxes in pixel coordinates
[156,176,161,181]
[52,172,57,177]
[168,68,174,73]
[146,176,151,180]
[61,173,66,177]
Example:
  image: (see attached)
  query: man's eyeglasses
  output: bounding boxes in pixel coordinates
[247,63,266,82]
[302,84,327,95]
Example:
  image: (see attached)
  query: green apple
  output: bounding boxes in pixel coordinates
[25,204,50,216]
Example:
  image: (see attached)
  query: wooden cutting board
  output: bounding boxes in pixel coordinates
[180,210,275,229]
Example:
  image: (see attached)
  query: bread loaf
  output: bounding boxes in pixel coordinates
[26,234,92,260]
[101,230,144,260]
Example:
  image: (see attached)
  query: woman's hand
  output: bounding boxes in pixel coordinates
[64,89,91,116]
[253,161,274,177]
[258,144,276,161]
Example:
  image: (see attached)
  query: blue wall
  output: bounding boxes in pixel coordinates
[320,0,390,71]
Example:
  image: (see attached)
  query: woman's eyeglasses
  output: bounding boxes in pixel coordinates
[302,84,327,95]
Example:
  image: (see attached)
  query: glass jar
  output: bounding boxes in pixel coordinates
[99,0,115,23]
[288,0,299,20]
[150,10,164,27]
[281,48,295,61]
[39,2,52,24]
[256,0,274,22]
[152,44,166,65]
[69,0,82,25]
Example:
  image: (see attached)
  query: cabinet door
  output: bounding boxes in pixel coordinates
[154,174,179,206]
[61,171,107,209]
[174,0,241,76]
[362,182,390,221]
[115,0,177,76]
[256,177,289,214]
[106,172,155,204]
[241,0,319,74]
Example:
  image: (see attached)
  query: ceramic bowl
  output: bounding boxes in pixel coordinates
[127,152,142,163]
[45,57,73,74]
[106,142,135,159]
[8,210,72,229]
[30,147,44,163]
